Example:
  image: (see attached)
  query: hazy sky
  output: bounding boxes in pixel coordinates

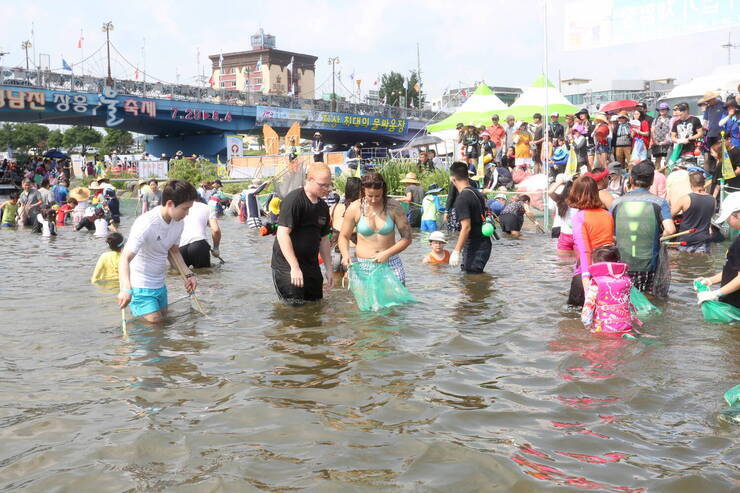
[2,0,739,100]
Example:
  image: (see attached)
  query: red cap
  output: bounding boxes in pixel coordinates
[584,169,609,182]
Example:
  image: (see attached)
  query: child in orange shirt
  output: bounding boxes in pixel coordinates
[422,231,450,264]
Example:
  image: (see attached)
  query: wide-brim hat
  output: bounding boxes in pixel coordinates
[618,110,629,118]
[593,113,608,123]
[494,193,507,200]
[428,231,447,243]
[69,186,90,201]
[89,181,102,190]
[426,183,443,194]
[698,91,719,104]
[400,172,420,184]
[608,161,624,173]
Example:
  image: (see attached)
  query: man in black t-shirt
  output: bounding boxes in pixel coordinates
[448,161,491,273]
[697,192,740,308]
[670,102,704,159]
[271,165,333,304]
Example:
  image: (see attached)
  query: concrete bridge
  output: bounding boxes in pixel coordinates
[0,67,439,160]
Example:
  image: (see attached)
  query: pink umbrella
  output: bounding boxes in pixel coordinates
[599,99,638,114]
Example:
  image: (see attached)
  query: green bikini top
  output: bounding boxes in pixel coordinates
[357,212,395,237]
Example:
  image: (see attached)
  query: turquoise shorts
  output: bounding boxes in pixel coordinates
[130,286,168,317]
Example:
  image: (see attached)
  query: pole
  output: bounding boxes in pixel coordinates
[103,22,113,86]
[142,37,146,95]
[331,59,336,112]
[80,28,84,76]
[542,0,550,232]
[417,41,422,114]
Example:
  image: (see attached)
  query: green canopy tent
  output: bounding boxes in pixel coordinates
[491,75,578,122]
[427,84,508,133]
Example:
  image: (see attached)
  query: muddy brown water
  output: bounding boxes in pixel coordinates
[0,199,738,492]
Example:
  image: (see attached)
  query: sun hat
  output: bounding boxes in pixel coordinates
[610,115,619,122]
[550,112,559,117]
[617,111,629,118]
[607,161,624,174]
[657,102,670,110]
[251,178,262,186]
[698,91,720,104]
[480,131,490,138]
[629,119,642,127]
[426,183,443,194]
[716,192,740,224]
[494,193,507,200]
[400,172,420,184]
[69,186,90,201]
[89,181,102,190]
[593,113,608,123]
[428,231,447,243]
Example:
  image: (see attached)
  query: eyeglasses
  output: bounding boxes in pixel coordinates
[313,180,332,189]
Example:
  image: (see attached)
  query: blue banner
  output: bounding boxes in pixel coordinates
[256,105,408,135]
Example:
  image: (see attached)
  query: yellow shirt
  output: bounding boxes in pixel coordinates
[514,132,532,158]
[91,250,120,283]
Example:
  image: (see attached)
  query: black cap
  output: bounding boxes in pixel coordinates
[631,160,655,180]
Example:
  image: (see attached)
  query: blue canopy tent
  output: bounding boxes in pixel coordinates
[43,149,70,159]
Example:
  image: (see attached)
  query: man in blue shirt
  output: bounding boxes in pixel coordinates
[702,92,727,170]
[610,161,676,295]
[52,178,69,205]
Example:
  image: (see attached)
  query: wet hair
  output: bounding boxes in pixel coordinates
[213,179,222,187]
[161,180,197,206]
[344,177,361,205]
[519,194,531,204]
[67,197,78,206]
[689,171,705,188]
[106,232,124,252]
[360,172,388,210]
[567,176,603,210]
[555,180,574,218]
[450,161,469,180]
[592,244,621,263]
[45,208,56,222]
[8,191,19,200]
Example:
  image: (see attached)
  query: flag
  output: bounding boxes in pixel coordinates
[373,78,378,86]
[255,56,262,71]
[721,132,734,180]
[460,89,468,98]
[337,70,341,80]
[565,145,578,175]
[208,75,214,87]
[219,52,223,71]
[134,68,139,80]
[350,69,355,81]
[414,82,421,92]
[77,36,84,49]
[62,58,72,71]
[356,79,362,88]
[286,56,294,72]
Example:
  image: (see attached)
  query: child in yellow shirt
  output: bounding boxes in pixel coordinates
[91,232,124,283]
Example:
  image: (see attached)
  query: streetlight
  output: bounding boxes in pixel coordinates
[101,21,114,86]
[21,41,32,73]
[328,56,339,112]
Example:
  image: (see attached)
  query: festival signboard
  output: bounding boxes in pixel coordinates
[255,106,408,136]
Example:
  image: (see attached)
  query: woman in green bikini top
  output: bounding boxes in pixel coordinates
[338,172,412,283]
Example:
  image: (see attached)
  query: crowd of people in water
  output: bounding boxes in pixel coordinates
[2,91,740,333]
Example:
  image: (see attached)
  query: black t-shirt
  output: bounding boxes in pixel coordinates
[721,236,740,308]
[454,186,486,240]
[671,117,703,153]
[271,187,331,272]
[725,147,740,190]
[548,122,565,140]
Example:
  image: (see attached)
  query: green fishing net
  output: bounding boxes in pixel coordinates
[348,261,416,312]
[630,287,661,317]
[694,280,740,324]
[721,384,740,424]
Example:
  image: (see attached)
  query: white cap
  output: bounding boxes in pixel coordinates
[716,192,740,224]
[494,193,507,200]
[428,231,447,243]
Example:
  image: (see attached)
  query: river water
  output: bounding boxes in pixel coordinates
[1,199,737,492]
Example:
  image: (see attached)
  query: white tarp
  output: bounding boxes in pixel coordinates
[660,65,740,100]
[138,160,168,179]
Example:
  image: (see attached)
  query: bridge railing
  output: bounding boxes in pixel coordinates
[0,66,445,122]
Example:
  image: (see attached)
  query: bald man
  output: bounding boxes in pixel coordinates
[271,165,334,304]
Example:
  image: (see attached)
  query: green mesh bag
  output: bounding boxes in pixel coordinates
[694,280,740,324]
[348,261,416,312]
[720,384,740,424]
[630,287,661,317]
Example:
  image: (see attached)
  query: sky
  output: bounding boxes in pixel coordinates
[1,0,739,102]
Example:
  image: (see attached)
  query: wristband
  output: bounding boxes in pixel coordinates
[123,289,133,295]
[581,272,592,278]
[185,273,196,279]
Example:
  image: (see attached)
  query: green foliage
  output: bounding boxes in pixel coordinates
[221,181,274,195]
[376,159,448,195]
[47,129,64,149]
[100,128,134,154]
[378,71,424,108]
[167,158,219,185]
[63,126,102,153]
[0,123,50,151]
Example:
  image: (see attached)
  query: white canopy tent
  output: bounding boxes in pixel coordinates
[660,65,740,113]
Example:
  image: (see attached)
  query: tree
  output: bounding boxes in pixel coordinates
[378,71,406,107]
[0,123,49,151]
[101,128,134,154]
[405,70,424,109]
[63,126,102,155]
[47,129,64,149]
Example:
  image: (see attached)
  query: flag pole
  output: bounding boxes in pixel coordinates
[542,0,550,232]
[79,28,84,76]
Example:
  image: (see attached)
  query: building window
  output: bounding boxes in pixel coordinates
[220,81,236,88]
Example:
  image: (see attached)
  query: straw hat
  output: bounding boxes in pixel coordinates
[698,91,719,104]
[89,181,102,190]
[593,113,608,123]
[617,111,629,119]
[69,186,90,201]
[400,172,420,184]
